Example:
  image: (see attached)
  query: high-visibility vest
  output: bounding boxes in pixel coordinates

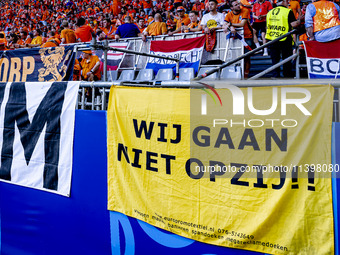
[266,6,291,41]
[312,0,340,32]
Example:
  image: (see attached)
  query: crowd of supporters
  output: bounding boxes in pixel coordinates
[0,0,338,80]
[0,0,308,49]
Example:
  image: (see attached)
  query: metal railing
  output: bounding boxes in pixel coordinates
[193,29,298,81]
[72,29,244,80]
[77,80,340,123]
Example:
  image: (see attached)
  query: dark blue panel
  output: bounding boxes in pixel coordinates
[332,122,340,255]
[110,211,262,255]
[0,110,110,255]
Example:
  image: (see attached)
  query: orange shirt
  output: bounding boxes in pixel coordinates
[138,25,146,32]
[143,0,152,9]
[288,0,300,19]
[42,40,58,48]
[60,28,76,44]
[224,8,252,38]
[145,21,167,35]
[102,26,117,39]
[192,3,205,11]
[111,0,122,16]
[81,55,101,80]
[0,38,7,47]
[75,25,93,42]
[176,15,191,30]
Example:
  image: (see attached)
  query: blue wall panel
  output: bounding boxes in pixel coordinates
[0,110,111,255]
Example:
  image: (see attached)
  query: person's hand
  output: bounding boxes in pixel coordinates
[204,27,210,34]
[230,26,236,34]
[142,34,147,42]
[168,31,173,36]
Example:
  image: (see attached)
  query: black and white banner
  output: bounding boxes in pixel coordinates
[0,81,80,196]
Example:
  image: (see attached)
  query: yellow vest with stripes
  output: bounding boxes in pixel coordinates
[266,6,291,41]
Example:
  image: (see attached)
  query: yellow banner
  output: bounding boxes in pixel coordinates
[107,85,334,255]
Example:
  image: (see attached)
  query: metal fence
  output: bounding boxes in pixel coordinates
[77,80,340,122]
[72,29,245,79]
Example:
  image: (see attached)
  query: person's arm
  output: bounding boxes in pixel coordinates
[230,19,247,28]
[86,59,100,78]
[168,26,181,35]
[27,37,42,48]
[186,24,202,32]
[297,3,302,18]
[304,4,315,40]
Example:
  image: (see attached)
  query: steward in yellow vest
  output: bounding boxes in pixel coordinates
[266,6,291,41]
[265,0,301,78]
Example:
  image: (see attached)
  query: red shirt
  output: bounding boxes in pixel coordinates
[75,25,93,42]
[252,1,272,22]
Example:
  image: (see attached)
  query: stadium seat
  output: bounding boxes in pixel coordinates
[179,68,195,81]
[118,70,136,81]
[155,69,174,80]
[107,70,118,81]
[220,66,242,79]
[135,69,154,81]
[197,67,218,79]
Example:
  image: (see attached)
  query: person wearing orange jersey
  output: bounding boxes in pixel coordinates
[137,18,146,32]
[224,0,254,78]
[0,33,7,51]
[305,0,340,41]
[143,0,153,15]
[192,0,206,18]
[80,50,101,81]
[60,20,76,44]
[75,17,94,42]
[111,0,122,16]
[142,13,167,38]
[17,30,31,48]
[41,30,60,47]
[182,11,202,32]
[168,6,191,35]
[102,18,116,39]
[288,0,301,19]
[73,58,81,81]
[240,0,252,19]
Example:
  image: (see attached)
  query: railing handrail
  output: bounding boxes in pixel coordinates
[193,29,298,81]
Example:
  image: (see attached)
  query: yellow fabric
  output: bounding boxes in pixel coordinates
[31,35,42,45]
[107,85,334,255]
[266,6,291,41]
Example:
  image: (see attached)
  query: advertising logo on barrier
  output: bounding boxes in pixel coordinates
[0,45,75,82]
[0,81,80,196]
[304,40,340,79]
[146,36,205,75]
[107,85,334,254]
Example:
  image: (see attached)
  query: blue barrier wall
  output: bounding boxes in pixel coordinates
[0,110,111,255]
[1,111,339,254]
